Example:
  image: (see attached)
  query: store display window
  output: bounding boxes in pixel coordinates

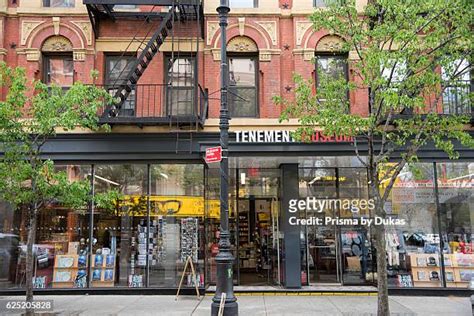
[384,163,442,288]
[0,159,471,291]
[149,164,205,288]
[93,164,147,288]
[0,165,91,289]
[437,162,474,288]
[0,202,18,289]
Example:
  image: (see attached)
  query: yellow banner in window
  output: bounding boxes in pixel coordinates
[117,195,223,218]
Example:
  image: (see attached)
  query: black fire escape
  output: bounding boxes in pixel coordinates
[84,0,207,128]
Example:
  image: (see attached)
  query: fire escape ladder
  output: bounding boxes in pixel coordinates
[104,9,175,118]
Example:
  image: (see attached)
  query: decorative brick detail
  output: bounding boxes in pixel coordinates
[206,21,219,46]
[71,21,93,46]
[227,36,258,52]
[256,21,277,46]
[316,35,344,52]
[52,17,60,35]
[42,36,73,52]
[238,17,245,36]
[25,48,40,61]
[21,21,45,46]
[73,49,86,61]
[295,21,312,47]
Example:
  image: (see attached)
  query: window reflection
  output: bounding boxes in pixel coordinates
[44,55,74,87]
[228,57,258,117]
[94,164,147,288]
[384,163,441,288]
[437,162,474,287]
[149,164,205,287]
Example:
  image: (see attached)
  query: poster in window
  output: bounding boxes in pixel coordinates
[397,274,413,287]
[445,271,454,282]
[417,271,427,281]
[416,257,426,267]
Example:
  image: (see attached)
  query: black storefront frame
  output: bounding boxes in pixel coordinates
[300,166,373,286]
[48,161,208,291]
[1,130,472,294]
[2,160,471,292]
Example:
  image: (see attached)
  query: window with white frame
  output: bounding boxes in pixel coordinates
[230,0,258,8]
[43,0,75,7]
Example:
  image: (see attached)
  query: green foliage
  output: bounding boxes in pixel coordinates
[0,62,113,211]
[94,189,123,214]
[276,0,473,177]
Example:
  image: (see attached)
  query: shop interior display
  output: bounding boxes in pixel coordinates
[237,199,273,285]
[52,254,77,288]
[52,240,94,288]
[385,230,473,288]
[128,219,152,287]
[340,230,373,284]
[127,217,204,288]
[179,217,204,287]
[207,218,237,285]
[238,200,254,270]
[180,218,199,263]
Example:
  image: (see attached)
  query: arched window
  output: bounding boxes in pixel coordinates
[41,36,74,89]
[227,36,259,118]
[315,35,348,110]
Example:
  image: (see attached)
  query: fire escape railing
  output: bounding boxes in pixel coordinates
[84,0,206,126]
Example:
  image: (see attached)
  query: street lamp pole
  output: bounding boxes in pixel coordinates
[211,0,238,315]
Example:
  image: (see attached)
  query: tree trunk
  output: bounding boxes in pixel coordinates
[370,186,390,316]
[373,213,389,316]
[25,204,37,316]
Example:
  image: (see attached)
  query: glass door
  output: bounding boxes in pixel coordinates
[306,221,339,283]
[204,166,238,286]
[300,167,340,284]
[236,168,280,286]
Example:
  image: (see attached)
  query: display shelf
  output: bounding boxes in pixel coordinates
[408,253,473,288]
[52,255,81,288]
[409,254,441,287]
[91,254,116,288]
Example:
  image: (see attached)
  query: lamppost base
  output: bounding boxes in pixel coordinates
[211,300,239,316]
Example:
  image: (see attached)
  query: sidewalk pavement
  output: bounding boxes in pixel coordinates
[0,294,470,316]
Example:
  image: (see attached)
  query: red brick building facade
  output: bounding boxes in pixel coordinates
[1,0,370,124]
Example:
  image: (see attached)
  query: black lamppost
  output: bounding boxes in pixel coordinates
[211,0,238,315]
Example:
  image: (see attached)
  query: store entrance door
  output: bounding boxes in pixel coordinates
[237,197,280,286]
[306,223,339,283]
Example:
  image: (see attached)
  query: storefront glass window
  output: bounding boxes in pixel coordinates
[437,162,474,288]
[384,163,441,288]
[238,168,279,198]
[0,202,20,289]
[149,164,205,288]
[299,168,337,198]
[338,168,368,200]
[0,165,91,290]
[338,168,373,285]
[94,164,147,288]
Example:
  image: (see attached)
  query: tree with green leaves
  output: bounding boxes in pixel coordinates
[275,0,473,314]
[0,62,114,315]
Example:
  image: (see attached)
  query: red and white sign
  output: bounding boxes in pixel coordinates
[205,146,222,163]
